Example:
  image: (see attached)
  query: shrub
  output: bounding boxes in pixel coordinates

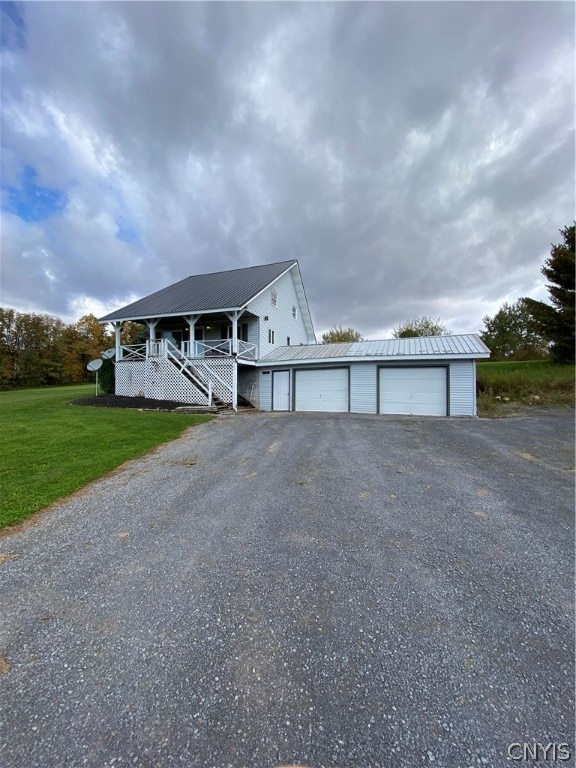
[99,358,115,394]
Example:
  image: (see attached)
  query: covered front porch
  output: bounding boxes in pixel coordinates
[109,313,261,411]
[111,310,259,363]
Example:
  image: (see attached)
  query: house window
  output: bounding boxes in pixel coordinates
[268,329,275,344]
[287,337,291,346]
[292,305,297,319]
[271,289,278,307]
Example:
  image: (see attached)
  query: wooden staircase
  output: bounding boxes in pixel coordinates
[163,339,233,408]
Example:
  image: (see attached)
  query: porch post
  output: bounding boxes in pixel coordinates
[185,315,198,356]
[146,318,159,342]
[233,358,238,412]
[225,311,239,356]
[145,319,159,356]
[223,312,239,410]
[113,322,122,360]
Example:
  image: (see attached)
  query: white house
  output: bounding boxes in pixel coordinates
[100,260,490,415]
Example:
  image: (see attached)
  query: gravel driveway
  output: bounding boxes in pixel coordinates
[0,410,574,768]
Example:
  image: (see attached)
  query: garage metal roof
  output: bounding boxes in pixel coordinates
[100,260,298,322]
[259,334,490,363]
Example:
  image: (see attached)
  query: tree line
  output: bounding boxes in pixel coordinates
[2,224,573,388]
[0,310,143,388]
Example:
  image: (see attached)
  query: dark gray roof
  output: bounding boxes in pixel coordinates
[100,260,297,322]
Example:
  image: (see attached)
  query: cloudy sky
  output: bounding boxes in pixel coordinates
[1,1,574,339]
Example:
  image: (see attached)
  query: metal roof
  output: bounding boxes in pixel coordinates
[100,260,298,322]
[259,334,490,363]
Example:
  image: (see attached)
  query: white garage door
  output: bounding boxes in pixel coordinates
[379,367,447,416]
[295,369,349,412]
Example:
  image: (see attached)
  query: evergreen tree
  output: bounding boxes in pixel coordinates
[523,224,575,363]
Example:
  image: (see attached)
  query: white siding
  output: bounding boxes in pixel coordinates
[449,360,476,416]
[259,371,272,411]
[350,363,377,413]
[247,268,312,358]
[246,318,259,351]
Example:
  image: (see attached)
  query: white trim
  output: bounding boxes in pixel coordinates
[100,306,251,325]
[255,352,489,367]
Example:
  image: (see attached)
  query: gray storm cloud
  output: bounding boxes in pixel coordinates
[1,1,573,336]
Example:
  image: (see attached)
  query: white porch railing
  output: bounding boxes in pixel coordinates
[180,339,258,359]
[237,340,258,359]
[118,338,257,362]
[119,344,147,360]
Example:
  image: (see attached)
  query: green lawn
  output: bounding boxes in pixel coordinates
[477,360,575,416]
[0,385,212,529]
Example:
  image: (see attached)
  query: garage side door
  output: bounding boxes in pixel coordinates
[379,367,447,416]
[295,369,349,412]
[272,370,290,411]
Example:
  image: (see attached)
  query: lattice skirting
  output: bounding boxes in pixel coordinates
[115,359,208,404]
[189,358,234,404]
[115,361,146,397]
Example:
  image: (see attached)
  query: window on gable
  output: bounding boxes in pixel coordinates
[292,305,297,319]
[268,329,275,345]
[271,289,278,307]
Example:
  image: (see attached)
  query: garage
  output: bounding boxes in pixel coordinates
[258,335,489,416]
[295,368,349,412]
[379,366,447,416]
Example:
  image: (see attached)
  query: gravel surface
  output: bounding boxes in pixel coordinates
[0,410,574,768]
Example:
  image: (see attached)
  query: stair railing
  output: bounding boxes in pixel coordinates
[164,339,213,406]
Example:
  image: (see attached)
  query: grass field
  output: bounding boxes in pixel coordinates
[476,360,575,416]
[0,385,212,529]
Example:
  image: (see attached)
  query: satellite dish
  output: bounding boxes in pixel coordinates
[102,348,116,359]
[87,359,103,371]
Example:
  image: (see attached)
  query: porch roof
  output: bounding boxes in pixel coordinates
[100,260,297,323]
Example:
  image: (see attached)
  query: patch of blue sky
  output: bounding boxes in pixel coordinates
[115,215,143,248]
[1,1,27,51]
[95,179,144,249]
[2,164,67,222]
